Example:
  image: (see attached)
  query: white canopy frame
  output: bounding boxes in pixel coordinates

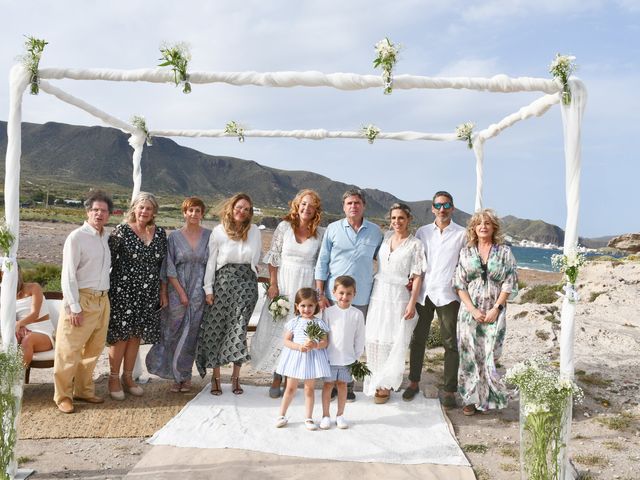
[2,61,586,474]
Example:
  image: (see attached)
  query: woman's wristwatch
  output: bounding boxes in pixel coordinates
[494,304,504,311]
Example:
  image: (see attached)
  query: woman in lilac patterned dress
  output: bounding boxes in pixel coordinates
[146,197,211,393]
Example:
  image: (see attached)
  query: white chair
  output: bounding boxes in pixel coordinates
[25,295,62,384]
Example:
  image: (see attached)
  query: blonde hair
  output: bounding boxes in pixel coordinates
[220,193,253,241]
[283,189,322,238]
[126,192,159,225]
[466,208,504,246]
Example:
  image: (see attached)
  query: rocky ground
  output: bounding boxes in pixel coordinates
[12,221,640,479]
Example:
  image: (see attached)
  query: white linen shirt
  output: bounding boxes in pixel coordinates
[415,221,466,307]
[322,304,366,366]
[61,222,111,313]
[203,224,262,295]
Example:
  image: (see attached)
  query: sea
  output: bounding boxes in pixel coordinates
[511,245,561,272]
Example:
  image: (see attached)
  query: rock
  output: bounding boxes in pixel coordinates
[608,233,640,253]
[260,216,280,229]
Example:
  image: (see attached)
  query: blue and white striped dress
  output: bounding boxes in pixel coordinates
[276,316,331,380]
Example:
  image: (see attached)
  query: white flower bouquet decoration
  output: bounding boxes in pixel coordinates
[224,121,245,142]
[20,35,48,95]
[549,54,577,105]
[551,245,586,285]
[373,37,400,95]
[506,358,583,480]
[362,124,380,144]
[268,295,291,321]
[0,347,25,480]
[456,122,475,149]
[131,115,153,146]
[159,42,192,94]
[0,219,16,272]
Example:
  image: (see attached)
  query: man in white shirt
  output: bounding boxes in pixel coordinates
[54,191,113,414]
[402,191,466,408]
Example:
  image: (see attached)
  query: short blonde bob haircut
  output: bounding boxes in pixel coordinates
[126,191,159,226]
[220,192,253,241]
[283,189,323,238]
[466,208,504,247]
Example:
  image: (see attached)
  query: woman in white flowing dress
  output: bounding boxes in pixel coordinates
[250,189,324,398]
[364,203,426,403]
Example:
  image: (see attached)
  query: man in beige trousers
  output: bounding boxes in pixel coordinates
[54,190,113,414]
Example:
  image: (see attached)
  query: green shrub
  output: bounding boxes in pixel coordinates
[426,318,442,349]
[589,291,606,302]
[520,284,563,304]
[21,263,61,292]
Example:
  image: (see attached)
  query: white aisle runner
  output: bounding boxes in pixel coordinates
[148,384,469,466]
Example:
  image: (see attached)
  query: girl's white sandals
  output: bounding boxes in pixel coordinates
[305,418,318,431]
[275,416,288,428]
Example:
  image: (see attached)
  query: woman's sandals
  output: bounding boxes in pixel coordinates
[210,377,222,396]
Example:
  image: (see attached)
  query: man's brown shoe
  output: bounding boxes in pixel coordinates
[57,398,75,414]
[73,395,105,404]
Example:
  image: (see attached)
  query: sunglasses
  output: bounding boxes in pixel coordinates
[433,202,452,210]
[480,262,488,283]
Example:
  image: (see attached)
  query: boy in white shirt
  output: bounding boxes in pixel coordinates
[320,276,365,429]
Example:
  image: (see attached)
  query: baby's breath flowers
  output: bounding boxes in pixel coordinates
[456,122,475,149]
[362,124,380,144]
[131,115,152,146]
[224,121,245,142]
[159,42,192,94]
[551,244,586,285]
[549,54,577,105]
[373,38,400,94]
[20,35,48,95]
[268,295,291,321]
[0,347,25,478]
[506,358,582,480]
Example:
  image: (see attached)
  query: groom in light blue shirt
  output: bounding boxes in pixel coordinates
[315,188,383,312]
[315,188,382,402]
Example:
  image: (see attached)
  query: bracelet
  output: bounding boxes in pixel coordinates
[315,288,324,297]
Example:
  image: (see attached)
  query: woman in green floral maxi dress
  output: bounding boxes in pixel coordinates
[454,209,518,415]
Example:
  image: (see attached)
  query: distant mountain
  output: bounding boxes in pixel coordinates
[0,120,600,246]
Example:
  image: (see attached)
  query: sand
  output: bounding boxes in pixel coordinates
[11,221,640,479]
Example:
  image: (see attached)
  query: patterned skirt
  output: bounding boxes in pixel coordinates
[195,264,258,375]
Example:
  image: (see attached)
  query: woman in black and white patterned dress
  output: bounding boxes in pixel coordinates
[196,193,261,396]
[108,192,167,400]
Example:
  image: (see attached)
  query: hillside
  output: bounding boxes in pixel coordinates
[0,120,585,244]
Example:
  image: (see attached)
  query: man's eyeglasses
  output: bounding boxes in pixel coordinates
[433,202,452,210]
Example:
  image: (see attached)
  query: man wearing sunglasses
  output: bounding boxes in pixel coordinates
[402,191,466,409]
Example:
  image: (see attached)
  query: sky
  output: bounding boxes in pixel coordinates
[1,0,639,237]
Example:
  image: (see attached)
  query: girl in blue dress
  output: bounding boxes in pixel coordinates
[275,288,330,430]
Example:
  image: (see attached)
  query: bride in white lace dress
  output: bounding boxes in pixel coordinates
[363,203,426,403]
[250,190,324,397]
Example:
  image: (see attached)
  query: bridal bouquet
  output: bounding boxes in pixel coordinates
[373,37,400,94]
[268,295,291,321]
[224,121,245,142]
[549,54,577,105]
[362,124,380,144]
[20,35,48,95]
[506,358,582,480]
[304,321,327,343]
[456,122,475,149]
[348,360,372,382]
[159,42,192,94]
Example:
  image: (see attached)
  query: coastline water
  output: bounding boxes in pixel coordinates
[511,245,561,272]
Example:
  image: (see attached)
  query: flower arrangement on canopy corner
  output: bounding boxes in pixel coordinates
[0,219,16,272]
[19,35,48,95]
[224,121,245,142]
[131,115,153,146]
[0,347,25,480]
[506,357,583,480]
[456,122,475,149]
[373,37,400,95]
[551,244,586,303]
[549,53,577,106]
[268,295,291,322]
[159,42,192,94]
[362,124,381,144]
